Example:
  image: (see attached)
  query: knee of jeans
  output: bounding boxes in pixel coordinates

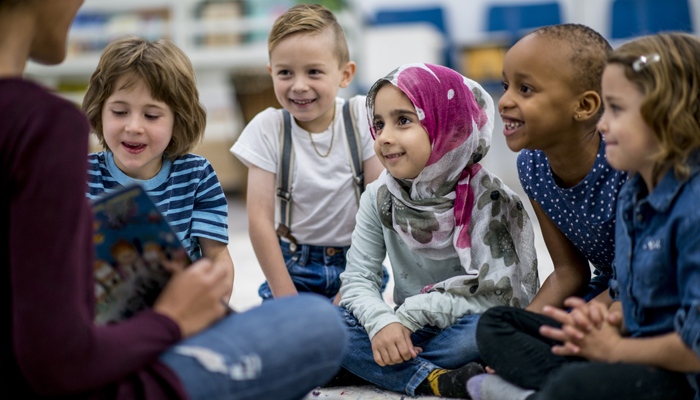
[297,295,346,335]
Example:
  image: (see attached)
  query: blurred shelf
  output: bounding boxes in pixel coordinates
[25,42,269,77]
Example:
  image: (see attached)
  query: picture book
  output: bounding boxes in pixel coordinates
[92,184,190,325]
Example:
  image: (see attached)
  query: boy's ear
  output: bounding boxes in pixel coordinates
[575,90,602,121]
[339,61,357,89]
[267,63,272,76]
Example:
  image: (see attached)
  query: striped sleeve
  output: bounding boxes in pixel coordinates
[187,158,229,244]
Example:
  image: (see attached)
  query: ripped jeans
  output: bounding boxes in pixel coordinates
[160,295,347,400]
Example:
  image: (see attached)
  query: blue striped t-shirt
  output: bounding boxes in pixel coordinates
[86,151,229,259]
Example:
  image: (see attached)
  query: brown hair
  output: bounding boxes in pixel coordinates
[530,24,611,113]
[267,3,349,67]
[607,33,700,184]
[83,36,206,160]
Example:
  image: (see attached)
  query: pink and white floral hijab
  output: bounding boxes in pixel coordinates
[367,63,538,308]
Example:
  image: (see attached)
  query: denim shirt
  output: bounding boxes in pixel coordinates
[610,166,700,396]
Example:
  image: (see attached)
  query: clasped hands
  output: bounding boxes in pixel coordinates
[540,297,625,363]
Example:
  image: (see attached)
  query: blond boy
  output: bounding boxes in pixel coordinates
[231,4,385,303]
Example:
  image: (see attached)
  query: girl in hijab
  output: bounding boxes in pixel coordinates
[336,63,540,398]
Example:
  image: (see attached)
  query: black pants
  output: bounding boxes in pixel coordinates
[476,306,695,400]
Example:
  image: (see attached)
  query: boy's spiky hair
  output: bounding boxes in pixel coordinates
[530,23,612,96]
[82,36,206,160]
[268,3,349,67]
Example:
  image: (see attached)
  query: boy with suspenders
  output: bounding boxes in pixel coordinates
[231,4,386,303]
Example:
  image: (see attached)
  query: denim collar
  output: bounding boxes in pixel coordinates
[105,151,172,190]
[623,162,700,213]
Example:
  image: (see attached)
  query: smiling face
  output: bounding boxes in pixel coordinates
[598,64,660,186]
[102,75,174,180]
[268,30,354,133]
[373,84,432,179]
[498,34,582,152]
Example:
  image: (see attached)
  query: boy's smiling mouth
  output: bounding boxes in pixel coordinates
[290,98,315,105]
[122,141,147,154]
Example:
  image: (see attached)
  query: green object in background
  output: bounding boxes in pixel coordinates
[296,0,346,12]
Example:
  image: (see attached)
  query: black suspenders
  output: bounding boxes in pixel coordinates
[275,100,365,252]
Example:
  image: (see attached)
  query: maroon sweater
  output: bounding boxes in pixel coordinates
[1,78,188,399]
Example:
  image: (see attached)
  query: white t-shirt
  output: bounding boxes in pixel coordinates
[231,96,376,246]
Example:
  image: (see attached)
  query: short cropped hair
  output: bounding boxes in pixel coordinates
[530,24,611,98]
[608,33,700,184]
[83,36,206,160]
[267,3,349,67]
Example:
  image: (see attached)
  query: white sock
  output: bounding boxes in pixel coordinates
[466,373,535,400]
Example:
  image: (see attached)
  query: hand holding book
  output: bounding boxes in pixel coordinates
[153,257,230,338]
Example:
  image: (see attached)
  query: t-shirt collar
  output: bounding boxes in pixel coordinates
[105,151,172,190]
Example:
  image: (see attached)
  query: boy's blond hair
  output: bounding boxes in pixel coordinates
[83,36,206,160]
[608,33,700,184]
[268,3,349,67]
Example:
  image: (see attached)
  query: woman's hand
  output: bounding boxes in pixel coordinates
[153,258,229,338]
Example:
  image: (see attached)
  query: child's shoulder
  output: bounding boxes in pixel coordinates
[242,106,286,135]
[88,151,106,161]
[515,149,547,177]
[173,153,212,169]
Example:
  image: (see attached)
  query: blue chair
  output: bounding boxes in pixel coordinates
[611,0,692,39]
[487,2,562,41]
[372,7,453,68]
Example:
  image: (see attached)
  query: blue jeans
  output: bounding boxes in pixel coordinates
[339,307,481,396]
[160,295,347,400]
[259,241,390,300]
[583,269,612,302]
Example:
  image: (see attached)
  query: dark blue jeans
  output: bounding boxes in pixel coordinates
[259,240,389,300]
[160,295,347,400]
[339,307,481,396]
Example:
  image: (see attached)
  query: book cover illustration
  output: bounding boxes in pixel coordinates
[92,184,190,325]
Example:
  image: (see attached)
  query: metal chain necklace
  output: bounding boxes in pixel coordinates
[308,105,335,158]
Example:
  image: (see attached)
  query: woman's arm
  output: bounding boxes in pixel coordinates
[526,199,592,313]
[246,165,297,298]
[199,237,234,301]
[10,99,196,395]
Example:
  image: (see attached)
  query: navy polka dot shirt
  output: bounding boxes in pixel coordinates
[518,138,628,278]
